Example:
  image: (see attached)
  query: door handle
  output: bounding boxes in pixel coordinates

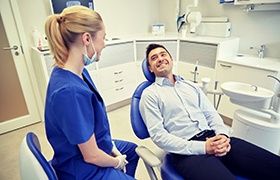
[3,45,18,50]
[220,64,232,68]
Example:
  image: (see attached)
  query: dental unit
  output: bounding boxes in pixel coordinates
[221,74,280,155]
[191,57,223,110]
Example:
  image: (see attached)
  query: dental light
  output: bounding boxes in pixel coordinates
[177,0,202,34]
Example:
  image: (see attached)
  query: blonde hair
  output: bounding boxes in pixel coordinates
[45,6,103,67]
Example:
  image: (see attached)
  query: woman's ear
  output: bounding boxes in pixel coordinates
[81,33,90,45]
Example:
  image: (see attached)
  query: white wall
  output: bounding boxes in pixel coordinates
[159,0,178,33]
[94,0,160,37]
[16,0,51,48]
[16,0,160,49]
[160,0,280,59]
[16,0,280,59]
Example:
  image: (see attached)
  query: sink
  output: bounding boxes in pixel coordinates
[234,56,263,64]
[221,82,274,102]
[233,56,273,65]
[221,82,274,109]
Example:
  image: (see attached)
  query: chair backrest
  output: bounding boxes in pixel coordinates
[141,58,155,82]
[19,132,57,180]
[130,58,155,139]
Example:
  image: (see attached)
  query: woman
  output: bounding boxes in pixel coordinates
[44,6,139,179]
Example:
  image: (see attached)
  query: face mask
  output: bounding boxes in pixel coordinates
[83,36,97,66]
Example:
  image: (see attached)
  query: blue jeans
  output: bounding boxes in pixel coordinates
[172,136,280,180]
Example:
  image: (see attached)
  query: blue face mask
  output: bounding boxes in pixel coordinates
[83,37,98,66]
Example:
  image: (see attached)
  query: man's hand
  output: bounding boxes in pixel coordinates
[206,135,231,156]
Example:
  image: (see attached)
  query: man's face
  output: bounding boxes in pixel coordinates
[148,47,173,78]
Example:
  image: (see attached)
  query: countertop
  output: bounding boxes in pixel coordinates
[218,54,280,72]
[105,32,239,45]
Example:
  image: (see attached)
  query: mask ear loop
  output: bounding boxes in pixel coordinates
[84,35,97,60]
[84,44,89,58]
[89,35,96,54]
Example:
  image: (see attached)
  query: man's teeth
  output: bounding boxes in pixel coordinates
[159,63,167,67]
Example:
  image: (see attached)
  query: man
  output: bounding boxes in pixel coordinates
[139,43,280,180]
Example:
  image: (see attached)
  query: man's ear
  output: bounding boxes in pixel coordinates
[148,65,153,73]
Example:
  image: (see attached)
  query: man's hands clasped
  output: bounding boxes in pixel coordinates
[206,134,231,157]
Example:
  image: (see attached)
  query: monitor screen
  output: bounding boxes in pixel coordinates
[50,0,94,14]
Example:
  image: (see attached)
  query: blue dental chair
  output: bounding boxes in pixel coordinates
[19,132,57,180]
[130,58,250,180]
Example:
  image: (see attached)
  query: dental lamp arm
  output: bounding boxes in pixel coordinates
[183,0,201,34]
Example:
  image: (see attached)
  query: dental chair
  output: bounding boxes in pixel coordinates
[130,58,250,180]
[19,132,57,180]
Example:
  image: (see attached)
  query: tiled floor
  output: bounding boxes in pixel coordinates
[0,105,162,180]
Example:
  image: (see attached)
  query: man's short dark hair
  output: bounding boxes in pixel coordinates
[145,43,172,63]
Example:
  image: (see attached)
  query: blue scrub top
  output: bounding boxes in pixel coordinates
[45,66,113,179]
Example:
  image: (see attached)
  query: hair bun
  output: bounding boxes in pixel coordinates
[57,16,64,24]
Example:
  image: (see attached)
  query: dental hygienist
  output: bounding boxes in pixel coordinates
[44,6,139,180]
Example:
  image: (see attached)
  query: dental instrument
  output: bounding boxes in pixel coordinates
[193,58,199,83]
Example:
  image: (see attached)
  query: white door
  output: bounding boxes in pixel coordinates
[0,0,40,134]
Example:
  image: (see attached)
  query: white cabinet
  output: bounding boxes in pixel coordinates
[98,41,136,106]
[216,61,278,118]
[99,62,136,106]
[31,48,54,106]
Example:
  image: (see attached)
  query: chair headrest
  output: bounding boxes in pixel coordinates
[142,58,155,82]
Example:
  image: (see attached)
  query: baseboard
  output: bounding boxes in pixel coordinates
[106,98,131,112]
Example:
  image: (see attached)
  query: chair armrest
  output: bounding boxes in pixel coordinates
[136,146,161,167]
